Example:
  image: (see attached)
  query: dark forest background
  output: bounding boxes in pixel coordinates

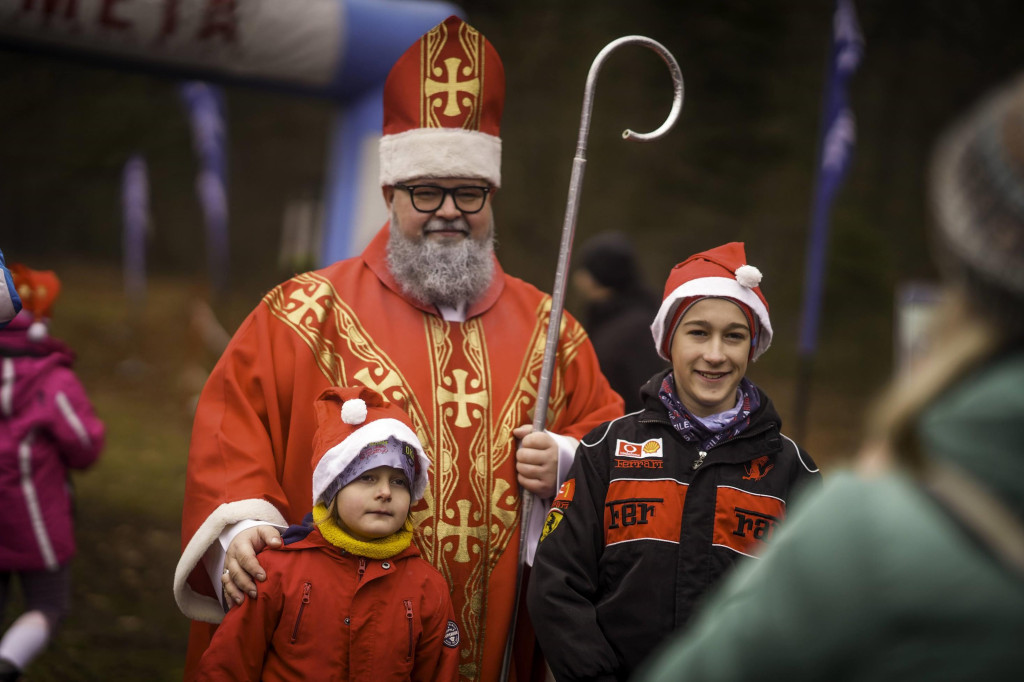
[2,1,1024,678]
[5,1,1024,439]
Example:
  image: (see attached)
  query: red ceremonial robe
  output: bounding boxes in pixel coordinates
[175,225,624,681]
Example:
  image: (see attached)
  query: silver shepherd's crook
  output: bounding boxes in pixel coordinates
[500,35,684,682]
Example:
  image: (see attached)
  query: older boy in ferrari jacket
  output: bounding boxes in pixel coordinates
[527,242,821,681]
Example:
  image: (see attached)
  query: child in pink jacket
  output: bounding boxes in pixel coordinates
[0,265,104,682]
[197,386,460,681]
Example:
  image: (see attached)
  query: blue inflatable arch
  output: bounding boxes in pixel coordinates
[0,0,463,264]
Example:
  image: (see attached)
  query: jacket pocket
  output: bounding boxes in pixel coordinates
[290,581,312,644]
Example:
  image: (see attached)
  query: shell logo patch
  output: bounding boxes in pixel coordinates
[615,438,663,459]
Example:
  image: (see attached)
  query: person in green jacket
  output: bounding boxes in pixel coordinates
[635,72,1024,681]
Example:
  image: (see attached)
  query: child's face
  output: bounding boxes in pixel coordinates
[332,465,412,541]
[670,297,750,417]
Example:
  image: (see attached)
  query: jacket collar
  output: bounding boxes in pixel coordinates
[289,526,423,562]
[638,368,783,457]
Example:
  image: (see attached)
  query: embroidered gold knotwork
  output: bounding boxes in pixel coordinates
[420,19,483,129]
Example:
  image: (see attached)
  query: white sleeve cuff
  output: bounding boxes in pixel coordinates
[201,519,288,614]
[522,431,579,566]
[173,499,287,623]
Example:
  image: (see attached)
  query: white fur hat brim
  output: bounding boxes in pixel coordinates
[650,276,773,361]
[312,417,431,503]
[379,128,501,187]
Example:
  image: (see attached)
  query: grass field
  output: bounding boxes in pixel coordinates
[0,262,252,681]
[2,259,873,680]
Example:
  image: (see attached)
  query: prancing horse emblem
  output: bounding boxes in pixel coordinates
[743,455,774,481]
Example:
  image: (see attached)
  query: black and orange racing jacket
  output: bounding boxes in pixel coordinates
[527,369,822,682]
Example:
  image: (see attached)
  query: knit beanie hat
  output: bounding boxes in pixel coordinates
[930,71,1024,335]
[9,263,60,342]
[379,15,504,187]
[578,231,642,291]
[311,386,431,507]
[650,242,772,361]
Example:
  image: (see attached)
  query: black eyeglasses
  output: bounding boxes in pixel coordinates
[393,184,492,214]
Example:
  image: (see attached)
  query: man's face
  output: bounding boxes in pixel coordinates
[383,177,497,309]
[383,177,495,244]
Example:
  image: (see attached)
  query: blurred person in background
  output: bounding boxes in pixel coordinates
[572,231,667,412]
[528,242,820,681]
[0,265,105,682]
[0,250,20,327]
[173,15,623,681]
[636,72,1024,682]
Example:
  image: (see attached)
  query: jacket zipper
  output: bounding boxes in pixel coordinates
[404,600,414,660]
[357,558,366,581]
[691,450,707,470]
[290,581,312,643]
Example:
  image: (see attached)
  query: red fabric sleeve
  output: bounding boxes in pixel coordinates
[194,580,277,680]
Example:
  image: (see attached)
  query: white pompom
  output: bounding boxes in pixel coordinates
[341,398,367,425]
[27,320,48,342]
[735,264,762,288]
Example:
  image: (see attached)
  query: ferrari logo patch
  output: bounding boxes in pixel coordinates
[540,509,564,543]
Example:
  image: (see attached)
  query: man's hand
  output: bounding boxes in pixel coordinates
[513,424,558,498]
[221,525,283,608]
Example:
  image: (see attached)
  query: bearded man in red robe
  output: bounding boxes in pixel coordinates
[173,15,624,682]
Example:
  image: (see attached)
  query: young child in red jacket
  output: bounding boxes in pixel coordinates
[196,386,460,681]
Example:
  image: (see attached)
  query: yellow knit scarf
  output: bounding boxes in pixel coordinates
[312,503,413,559]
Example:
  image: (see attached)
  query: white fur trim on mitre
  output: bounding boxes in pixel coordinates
[735,264,762,288]
[173,498,286,623]
[650,275,773,362]
[341,398,367,425]
[312,417,431,504]
[379,128,502,187]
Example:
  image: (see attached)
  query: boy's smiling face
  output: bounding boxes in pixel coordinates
[670,297,751,417]
[332,465,411,541]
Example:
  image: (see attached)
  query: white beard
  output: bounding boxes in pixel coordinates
[386,212,496,309]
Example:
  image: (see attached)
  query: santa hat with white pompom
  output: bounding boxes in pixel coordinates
[650,242,773,362]
[311,386,431,507]
[9,263,60,342]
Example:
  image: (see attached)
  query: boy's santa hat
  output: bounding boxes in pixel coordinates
[311,386,431,505]
[650,242,772,361]
[9,263,60,342]
[379,15,504,188]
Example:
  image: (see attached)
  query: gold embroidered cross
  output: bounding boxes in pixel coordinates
[435,499,486,563]
[425,57,479,117]
[436,368,488,428]
[285,282,330,326]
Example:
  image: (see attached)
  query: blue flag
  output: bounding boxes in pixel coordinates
[180,81,230,294]
[122,154,150,305]
[797,0,864,357]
